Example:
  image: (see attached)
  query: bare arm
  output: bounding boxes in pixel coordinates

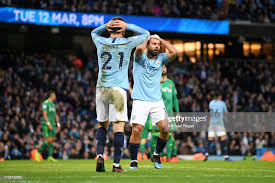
[159,38,177,61]
[55,114,60,126]
[43,111,53,130]
[135,37,150,56]
[55,113,61,131]
[43,111,49,123]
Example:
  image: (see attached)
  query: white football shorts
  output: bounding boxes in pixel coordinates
[130,100,167,126]
[96,87,128,122]
[208,125,226,137]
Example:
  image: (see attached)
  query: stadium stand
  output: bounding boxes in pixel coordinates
[0,49,274,159]
[1,0,275,23]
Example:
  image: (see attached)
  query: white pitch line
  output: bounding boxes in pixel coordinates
[164,166,275,172]
[42,175,169,179]
[24,174,275,179]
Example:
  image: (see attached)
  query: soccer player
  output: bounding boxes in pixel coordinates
[35,91,61,162]
[91,17,149,172]
[129,35,177,169]
[204,91,229,161]
[137,66,179,162]
[156,65,179,162]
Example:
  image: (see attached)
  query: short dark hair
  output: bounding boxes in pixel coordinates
[214,91,221,98]
[111,17,126,22]
[48,90,55,96]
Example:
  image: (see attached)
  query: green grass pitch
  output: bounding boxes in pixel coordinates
[0,160,275,183]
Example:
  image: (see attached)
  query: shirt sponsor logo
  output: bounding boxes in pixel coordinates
[144,61,160,72]
[49,107,56,112]
[161,87,172,93]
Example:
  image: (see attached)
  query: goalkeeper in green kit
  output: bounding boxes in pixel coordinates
[35,91,61,162]
[150,65,179,162]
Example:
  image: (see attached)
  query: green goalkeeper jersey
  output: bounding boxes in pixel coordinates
[161,78,179,113]
[42,99,56,126]
[152,78,179,131]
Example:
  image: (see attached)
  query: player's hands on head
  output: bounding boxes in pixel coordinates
[107,19,126,33]
[107,20,119,32]
[107,20,119,29]
[118,21,127,32]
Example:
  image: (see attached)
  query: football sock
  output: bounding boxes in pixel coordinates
[139,142,145,156]
[155,137,167,155]
[130,143,140,161]
[38,141,48,153]
[172,138,177,157]
[150,135,157,157]
[113,132,124,164]
[48,143,53,157]
[206,140,212,154]
[96,127,107,155]
[166,137,173,158]
[220,139,228,155]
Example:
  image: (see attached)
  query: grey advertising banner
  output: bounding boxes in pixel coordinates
[166,112,275,132]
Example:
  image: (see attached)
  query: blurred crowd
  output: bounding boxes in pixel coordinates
[168,56,275,157]
[0,48,274,160]
[1,0,275,23]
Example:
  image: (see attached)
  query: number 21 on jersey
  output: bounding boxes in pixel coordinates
[101,52,124,70]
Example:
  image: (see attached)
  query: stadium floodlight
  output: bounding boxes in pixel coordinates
[51,27,60,34]
[19,25,28,32]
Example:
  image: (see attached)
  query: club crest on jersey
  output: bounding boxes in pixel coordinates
[169,84,172,87]
[156,60,161,66]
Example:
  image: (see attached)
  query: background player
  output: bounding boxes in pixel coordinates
[204,91,229,161]
[35,91,61,162]
[129,35,177,169]
[91,17,149,172]
[158,65,179,162]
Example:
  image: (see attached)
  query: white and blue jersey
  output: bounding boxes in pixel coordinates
[91,24,149,90]
[131,52,170,101]
[209,100,228,125]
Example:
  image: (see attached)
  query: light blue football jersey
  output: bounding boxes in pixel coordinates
[131,52,170,101]
[209,100,228,125]
[91,24,149,90]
